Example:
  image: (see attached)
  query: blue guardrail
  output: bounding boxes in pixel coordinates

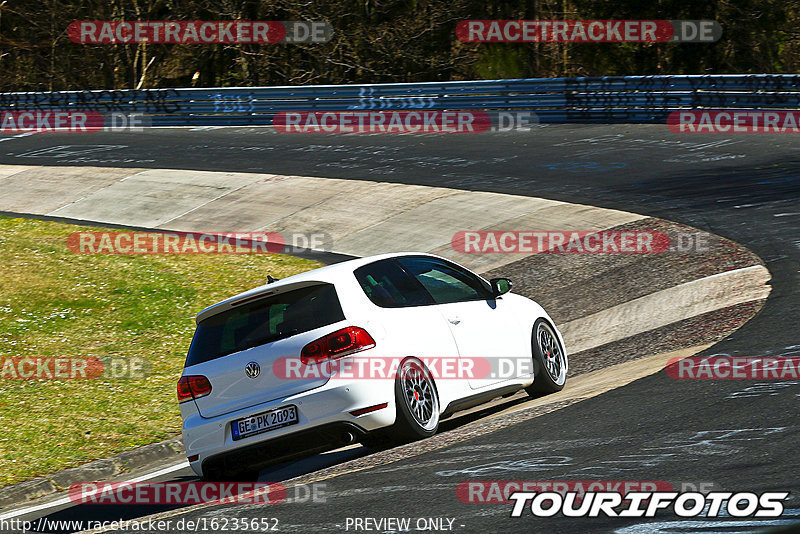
[1,74,798,125]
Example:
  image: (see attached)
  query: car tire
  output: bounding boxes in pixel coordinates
[390,357,440,441]
[525,318,567,396]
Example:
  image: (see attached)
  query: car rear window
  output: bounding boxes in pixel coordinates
[185,283,344,366]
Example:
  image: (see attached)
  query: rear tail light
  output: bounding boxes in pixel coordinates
[177,375,212,403]
[301,326,376,365]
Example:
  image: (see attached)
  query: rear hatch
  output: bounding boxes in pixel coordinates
[184,282,345,418]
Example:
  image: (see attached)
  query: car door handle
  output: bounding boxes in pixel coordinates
[448,317,461,325]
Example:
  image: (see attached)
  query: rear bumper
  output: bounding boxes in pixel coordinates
[182,380,395,477]
[201,421,369,479]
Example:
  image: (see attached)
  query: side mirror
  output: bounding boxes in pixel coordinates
[489,277,512,297]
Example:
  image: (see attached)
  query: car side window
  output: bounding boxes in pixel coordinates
[396,256,493,304]
[354,259,434,308]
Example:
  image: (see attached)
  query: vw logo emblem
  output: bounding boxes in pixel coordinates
[244,361,260,379]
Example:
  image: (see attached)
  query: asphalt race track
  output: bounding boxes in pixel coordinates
[1,124,798,533]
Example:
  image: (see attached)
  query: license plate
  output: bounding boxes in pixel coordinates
[231,405,298,441]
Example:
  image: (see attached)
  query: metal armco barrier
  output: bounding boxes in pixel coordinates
[1,75,798,125]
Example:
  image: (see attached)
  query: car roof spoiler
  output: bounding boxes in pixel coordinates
[195,279,328,324]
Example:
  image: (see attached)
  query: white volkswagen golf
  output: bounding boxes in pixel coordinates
[178,252,567,480]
